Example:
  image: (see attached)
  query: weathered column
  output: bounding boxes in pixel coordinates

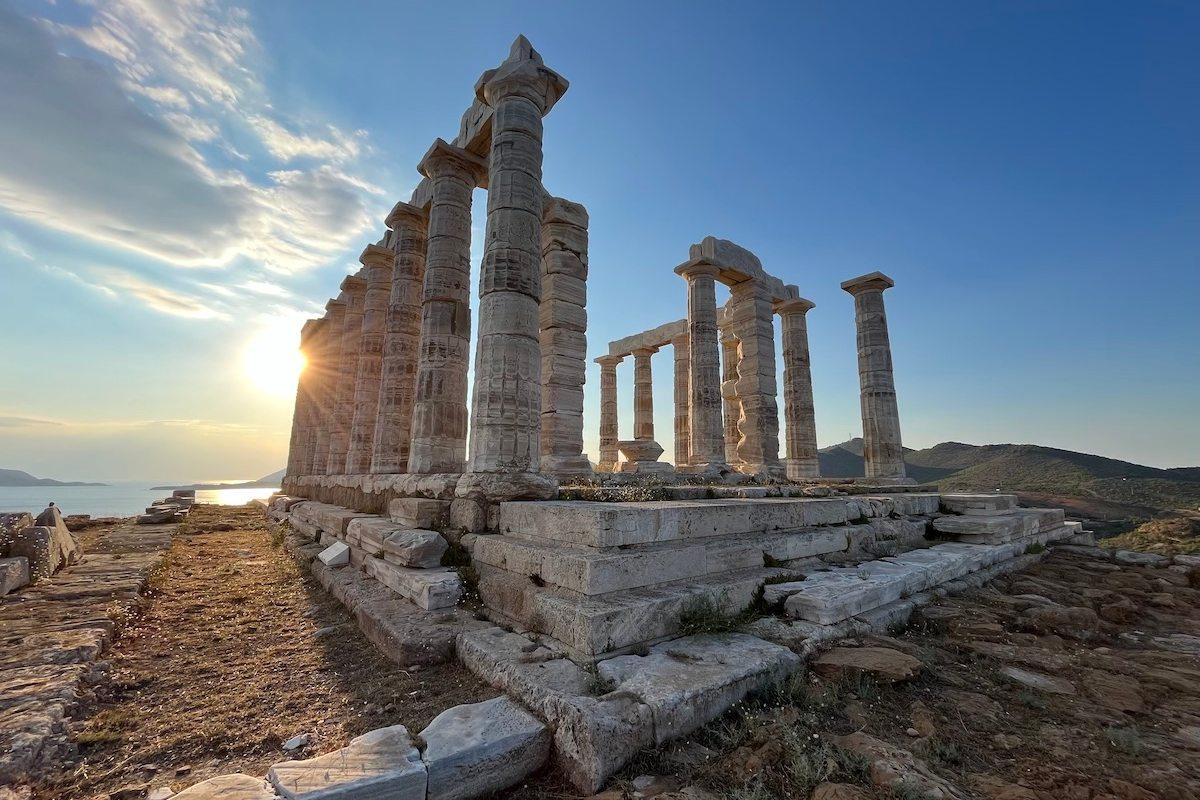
[726,280,783,476]
[326,274,366,474]
[539,196,590,477]
[346,244,393,474]
[309,298,345,477]
[631,347,657,441]
[468,37,568,474]
[372,202,427,474]
[720,329,742,468]
[595,355,622,472]
[776,298,819,479]
[842,271,907,482]
[675,261,726,470]
[285,319,321,478]
[671,333,690,467]
[408,139,486,474]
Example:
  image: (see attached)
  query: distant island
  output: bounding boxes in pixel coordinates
[0,468,108,487]
[151,468,285,492]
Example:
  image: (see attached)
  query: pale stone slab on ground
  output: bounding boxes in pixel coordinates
[420,696,550,800]
[0,557,29,596]
[939,493,1017,515]
[317,541,350,567]
[269,724,426,800]
[597,633,800,743]
[999,666,1075,695]
[364,558,461,610]
[173,773,278,799]
[932,513,1034,540]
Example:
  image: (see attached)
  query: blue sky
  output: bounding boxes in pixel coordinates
[0,0,1197,481]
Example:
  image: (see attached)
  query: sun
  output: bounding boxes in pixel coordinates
[242,319,306,398]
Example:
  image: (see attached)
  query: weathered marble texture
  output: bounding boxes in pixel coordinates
[326,274,366,474]
[671,333,690,467]
[842,272,906,481]
[309,299,345,476]
[285,318,321,477]
[347,244,394,474]
[372,202,428,474]
[631,347,657,442]
[720,330,742,468]
[595,355,621,472]
[409,139,486,474]
[776,298,819,479]
[677,261,725,469]
[726,280,782,476]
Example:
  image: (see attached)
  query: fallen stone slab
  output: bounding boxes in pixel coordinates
[597,633,800,743]
[420,696,550,800]
[382,529,447,569]
[1114,550,1171,568]
[939,493,1017,515]
[317,541,350,567]
[811,646,922,683]
[0,557,29,596]
[173,773,278,799]
[269,724,427,799]
[364,559,461,610]
[932,513,1034,541]
[999,666,1075,695]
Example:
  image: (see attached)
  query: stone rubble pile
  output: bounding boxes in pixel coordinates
[137,489,195,525]
[0,504,81,587]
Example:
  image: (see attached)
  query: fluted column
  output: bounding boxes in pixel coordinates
[842,271,906,481]
[631,347,657,441]
[468,38,568,474]
[372,202,428,474]
[408,139,486,474]
[671,333,690,467]
[310,298,345,477]
[595,355,622,472]
[726,280,783,476]
[776,298,819,479]
[720,330,742,468]
[285,319,321,478]
[326,274,366,474]
[675,261,726,469]
[346,244,393,474]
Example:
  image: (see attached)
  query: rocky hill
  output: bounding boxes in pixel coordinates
[0,469,106,487]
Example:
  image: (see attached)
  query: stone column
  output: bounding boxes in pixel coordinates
[675,261,726,469]
[309,298,345,477]
[671,333,690,467]
[326,274,367,474]
[468,37,568,474]
[539,196,590,477]
[346,244,393,474]
[372,202,428,474]
[631,347,657,441]
[595,355,622,472]
[720,329,742,468]
[842,271,907,481]
[285,319,320,478]
[726,280,783,476]
[776,298,820,479]
[408,139,486,474]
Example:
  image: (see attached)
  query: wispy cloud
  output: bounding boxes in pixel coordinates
[0,416,63,428]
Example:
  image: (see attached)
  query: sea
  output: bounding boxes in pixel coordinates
[0,481,279,518]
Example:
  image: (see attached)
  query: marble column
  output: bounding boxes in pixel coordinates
[539,196,590,476]
[372,202,427,474]
[726,280,783,476]
[671,333,690,467]
[408,139,486,474]
[309,298,345,477]
[468,38,568,474]
[285,319,321,478]
[720,329,742,468]
[327,273,367,474]
[675,260,726,469]
[346,244,393,474]
[595,355,622,472]
[776,298,819,479]
[842,271,907,482]
[631,347,657,441]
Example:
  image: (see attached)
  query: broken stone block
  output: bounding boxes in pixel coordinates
[8,524,77,580]
[0,557,30,595]
[811,646,922,683]
[554,694,655,795]
[173,773,277,799]
[364,558,462,610]
[389,497,450,529]
[420,696,550,800]
[382,529,447,569]
[939,493,1017,515]
[317,541,350,567]
[269,724,427,799]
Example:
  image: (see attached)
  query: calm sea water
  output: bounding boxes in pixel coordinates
[0,481,279,518]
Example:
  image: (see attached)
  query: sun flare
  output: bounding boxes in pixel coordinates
[242,320,306,398]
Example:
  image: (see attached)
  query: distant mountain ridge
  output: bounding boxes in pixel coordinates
[818,439,1200,511]
[0,468,107,487]
[151,468,285,492]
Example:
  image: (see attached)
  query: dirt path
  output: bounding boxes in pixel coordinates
[32,505,492,800]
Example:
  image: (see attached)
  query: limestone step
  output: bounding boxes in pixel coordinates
[471,526,850,596]
[290,501,373,536]
[364,558,462,610]
[932,507,1065,544]
[939,493,1018,515]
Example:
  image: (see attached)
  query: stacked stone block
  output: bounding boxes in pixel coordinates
[326,274,366,475]
[347,244,394,474]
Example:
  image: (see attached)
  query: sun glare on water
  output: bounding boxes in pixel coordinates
[242,320,305,398]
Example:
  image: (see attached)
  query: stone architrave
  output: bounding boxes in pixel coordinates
[539,196,591,477]
[776,298,820,479]
[630,347,657,442]
[372,202,428,474]
[726,280,783,476]
[346,244,394,474]
[285,319,322,477]
[675,261,726,470]
[595,355,622,472]
[309,298,345,476]
[670,333,690,467]
[842,271,907,482]
[326,274,367,474]
[408,139,487,474]
[720,329,742,468]
[468,37,568,474]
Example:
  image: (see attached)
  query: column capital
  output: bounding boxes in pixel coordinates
[300,318,322,342]
[418,138,488,187]
[339,273,367,294]
[841,270,895,295]
[774,297,815,316]
[325,297,346,314]
[475,35,568,115]
[385,200,427,230]
[673,258,722,281]
[594,354,624,368]
[543,195,588,227]
[359,242,394,269]
[630,346,659,358]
